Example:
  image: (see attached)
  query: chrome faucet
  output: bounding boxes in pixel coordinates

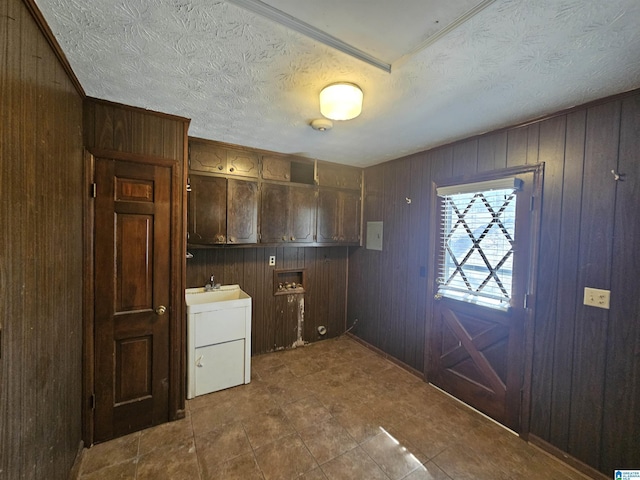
[205,274,221,291]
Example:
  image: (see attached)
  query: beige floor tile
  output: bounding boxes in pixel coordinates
[298,417,357,464]
[78,460,137,480]
[204,452,265,480]
[196,421,252,476]
[320,446,389,480]
[135,439,199,480]
[254,433,318,480]
[361,431,424,480]
[242,407,296,450]
[281,395,333,431]
[80,432,140,475]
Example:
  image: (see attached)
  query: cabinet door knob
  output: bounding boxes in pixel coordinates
[155,305,167,315]
[282,236,287,241]
[290,236,296,241]
[218,165,223,170]
[229,167,235,172]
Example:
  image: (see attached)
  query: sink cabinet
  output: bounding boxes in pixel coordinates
[188,174,258,244]
[186,286,252,399]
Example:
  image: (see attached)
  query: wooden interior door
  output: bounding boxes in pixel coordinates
[429,170,539,432]
[94,157,172,442]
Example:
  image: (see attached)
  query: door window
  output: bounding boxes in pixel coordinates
[436,178,522,310]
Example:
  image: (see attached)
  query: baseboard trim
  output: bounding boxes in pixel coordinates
[528,434,609,480]
[345,333,424,379]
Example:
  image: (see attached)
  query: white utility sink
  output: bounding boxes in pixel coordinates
[185,284,252,399]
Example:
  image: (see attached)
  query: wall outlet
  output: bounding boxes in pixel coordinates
[583,287,610,309]
[269,256,276,266]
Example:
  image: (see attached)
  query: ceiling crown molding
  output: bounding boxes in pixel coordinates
[227,0,392,72]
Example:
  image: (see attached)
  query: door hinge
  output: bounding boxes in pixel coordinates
[530,195,535,211]
[90,183,97,198]
[89,393,95,410]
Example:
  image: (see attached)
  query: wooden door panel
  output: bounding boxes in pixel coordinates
[227,149,259,177]
[94,158,171,442]
[317,189,338,243]
[262,155,290,181]
[289,186,316,243]
[115,335,152,403]
[116,214,153,311]
[188,174,226,244]
[227,179,258,244]
[339,190,361,243]
[260,183,288,243]
[189,141,226,173]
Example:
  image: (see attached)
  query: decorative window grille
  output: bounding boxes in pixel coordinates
[436,178,522,310]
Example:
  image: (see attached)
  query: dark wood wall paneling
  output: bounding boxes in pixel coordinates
[186,247,348,355]
[348,91,640,474]
[1,0,84,478]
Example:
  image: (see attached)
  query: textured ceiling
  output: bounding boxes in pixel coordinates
[36,0,640,167]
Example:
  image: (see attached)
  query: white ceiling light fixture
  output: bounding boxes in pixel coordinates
[320,83,363,121]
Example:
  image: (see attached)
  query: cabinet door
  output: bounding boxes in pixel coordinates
[338,190,361,243]
[262,155,291,181]
[317,163,362,190]
[190,142,226,173]
[317,189,339,243]
[260,183,289,243]
[227,149,259,178]
[227,179,258,244]
[289,186,316,243]
[188,175,226,244]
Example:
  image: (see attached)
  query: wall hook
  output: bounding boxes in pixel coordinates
[611,169,624,181]
[405,197,412,204]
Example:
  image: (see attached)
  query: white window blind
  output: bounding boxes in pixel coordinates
[437,179,521,310]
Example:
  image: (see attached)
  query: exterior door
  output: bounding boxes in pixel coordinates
[94,157,172,442]
[429,169,539,432]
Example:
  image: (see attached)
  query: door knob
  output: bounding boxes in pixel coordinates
[155,305,167,315]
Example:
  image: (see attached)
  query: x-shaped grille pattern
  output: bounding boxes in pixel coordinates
[441,189,516,302]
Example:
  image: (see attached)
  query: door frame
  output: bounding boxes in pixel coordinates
[82,148,186,445]
[425,163,544,438]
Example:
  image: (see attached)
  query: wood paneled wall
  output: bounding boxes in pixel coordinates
[186,246,349,354]
[1,0,84,478]
[348,90,640,475]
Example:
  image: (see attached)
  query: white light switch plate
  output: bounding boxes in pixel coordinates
[583,287,610,309]
[269,256,276,266]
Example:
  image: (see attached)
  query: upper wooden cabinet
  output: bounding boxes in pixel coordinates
[317,189,361,244]
[188,174,258,245]
[260,183,316,244]
[188,175,226,244]
[187,138,363,246]
[317,162,362,190]
[190,140,259,178]
[262,155,315,185]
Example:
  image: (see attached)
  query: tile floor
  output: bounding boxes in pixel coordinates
[77,336,589,480]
